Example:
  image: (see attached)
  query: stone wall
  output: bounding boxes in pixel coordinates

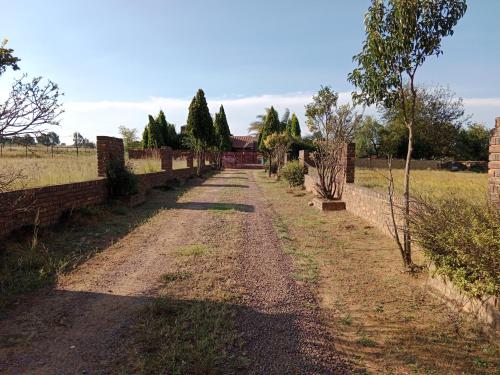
[0,180,108,238]
[489,117,500,207]
[0,137,209,239]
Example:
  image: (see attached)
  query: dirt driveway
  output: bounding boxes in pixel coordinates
[0,170,348,374]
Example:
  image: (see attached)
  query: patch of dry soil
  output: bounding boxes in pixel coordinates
[0,170,348,374]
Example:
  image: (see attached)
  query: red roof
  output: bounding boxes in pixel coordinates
[231,135,257,150]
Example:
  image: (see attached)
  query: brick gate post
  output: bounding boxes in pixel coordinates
[97,136,125,177]
[489,117,500,207]
[160,146,173,172]
[345,142,356,184]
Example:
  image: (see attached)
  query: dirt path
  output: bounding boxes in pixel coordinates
[234,171,349,375]
[0,170,348,374]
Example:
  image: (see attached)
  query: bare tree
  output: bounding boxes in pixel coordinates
[305,86,361,200]
[0,75,63,138]
[0,39,63,195]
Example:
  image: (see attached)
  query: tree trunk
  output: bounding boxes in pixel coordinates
[268,157,272,177]
[402,122,413,267]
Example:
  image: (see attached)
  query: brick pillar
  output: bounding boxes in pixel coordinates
[97,136,124,177]
[298,150,309,167]
[160,146,173,171]
[345,142,356,183]
[489,117,500,207]
[186,152,194,169]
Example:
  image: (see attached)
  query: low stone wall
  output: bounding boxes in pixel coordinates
[304,168,498,331]
[0,179,108,238]
[0,166,203,239]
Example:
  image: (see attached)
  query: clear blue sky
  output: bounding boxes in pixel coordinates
[2,0,500,142]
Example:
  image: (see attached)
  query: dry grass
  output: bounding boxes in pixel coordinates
[255,171,499,375]
[0,152,191,191]
[129,175,248,374]
[356,167,488,202]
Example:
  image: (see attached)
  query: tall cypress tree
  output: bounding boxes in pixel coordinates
[214,105,232,151]
[147,115,163,148]
[142,126,149,149]
[258,106,281,150]
[186,89,214,174]
[288,113,301,137]
[156,109,178,148]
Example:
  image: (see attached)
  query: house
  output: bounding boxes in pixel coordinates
[230,135,257,152]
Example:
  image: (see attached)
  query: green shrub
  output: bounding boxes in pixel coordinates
[281,161,306,187]
[264,160,278,175]
[105,159,138,198]
[410,196,499,297]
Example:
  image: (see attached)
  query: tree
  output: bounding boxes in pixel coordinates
[118,126,138,150]
[248,108,271,136]
[213,105,232,169]
[348,0,467,269]
[305,86,361,200]
[186,89,214,176]
[456,123,490,161]
[142,127,149,149]
[280,108,290,132]
[156,110,178,149]
[73,132,85,147]
[263,132,291,179]
[0,39,20,76]
[258,107,281,175]
[380,86,468,159]
[47,131,60,146]
[355,116,383,157]
[258,107,281,149]
[287,113,301,137]
[147,115,163,148]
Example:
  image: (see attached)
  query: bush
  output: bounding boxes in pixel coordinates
[281,161,306,188]
[105,159,138,198]
[410,196,499,297]
[264,160,278,175]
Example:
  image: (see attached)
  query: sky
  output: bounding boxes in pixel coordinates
[1,0,500,144]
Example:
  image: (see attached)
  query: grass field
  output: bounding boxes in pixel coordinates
[356,167,488,202]
[256,171,499,374]
[0,146,190,191]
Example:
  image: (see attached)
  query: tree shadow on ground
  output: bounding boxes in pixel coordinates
[0,176,216,313]
[198,184,249,188]
[211,176,249,180]
[173,201,254,212]
[0,290,350,374]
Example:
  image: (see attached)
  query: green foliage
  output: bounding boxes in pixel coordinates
[156,110,178,148]
[348,0,467,109]
[287,113,301,137]
[147,115,163,148]
[281,161,306,187]
[456,123,491,161]
[142,126,149,149]
[213,105,232,151]
[258,106,281,150]
[186,89,214,150]
[0,38,20,76]
[118,126,138,150]
[355,116,383,157]
[410,196,500,297]
[264,160,278,175]
[105,159,138,198]
[380,86,468,159]
[289,136,315,160]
